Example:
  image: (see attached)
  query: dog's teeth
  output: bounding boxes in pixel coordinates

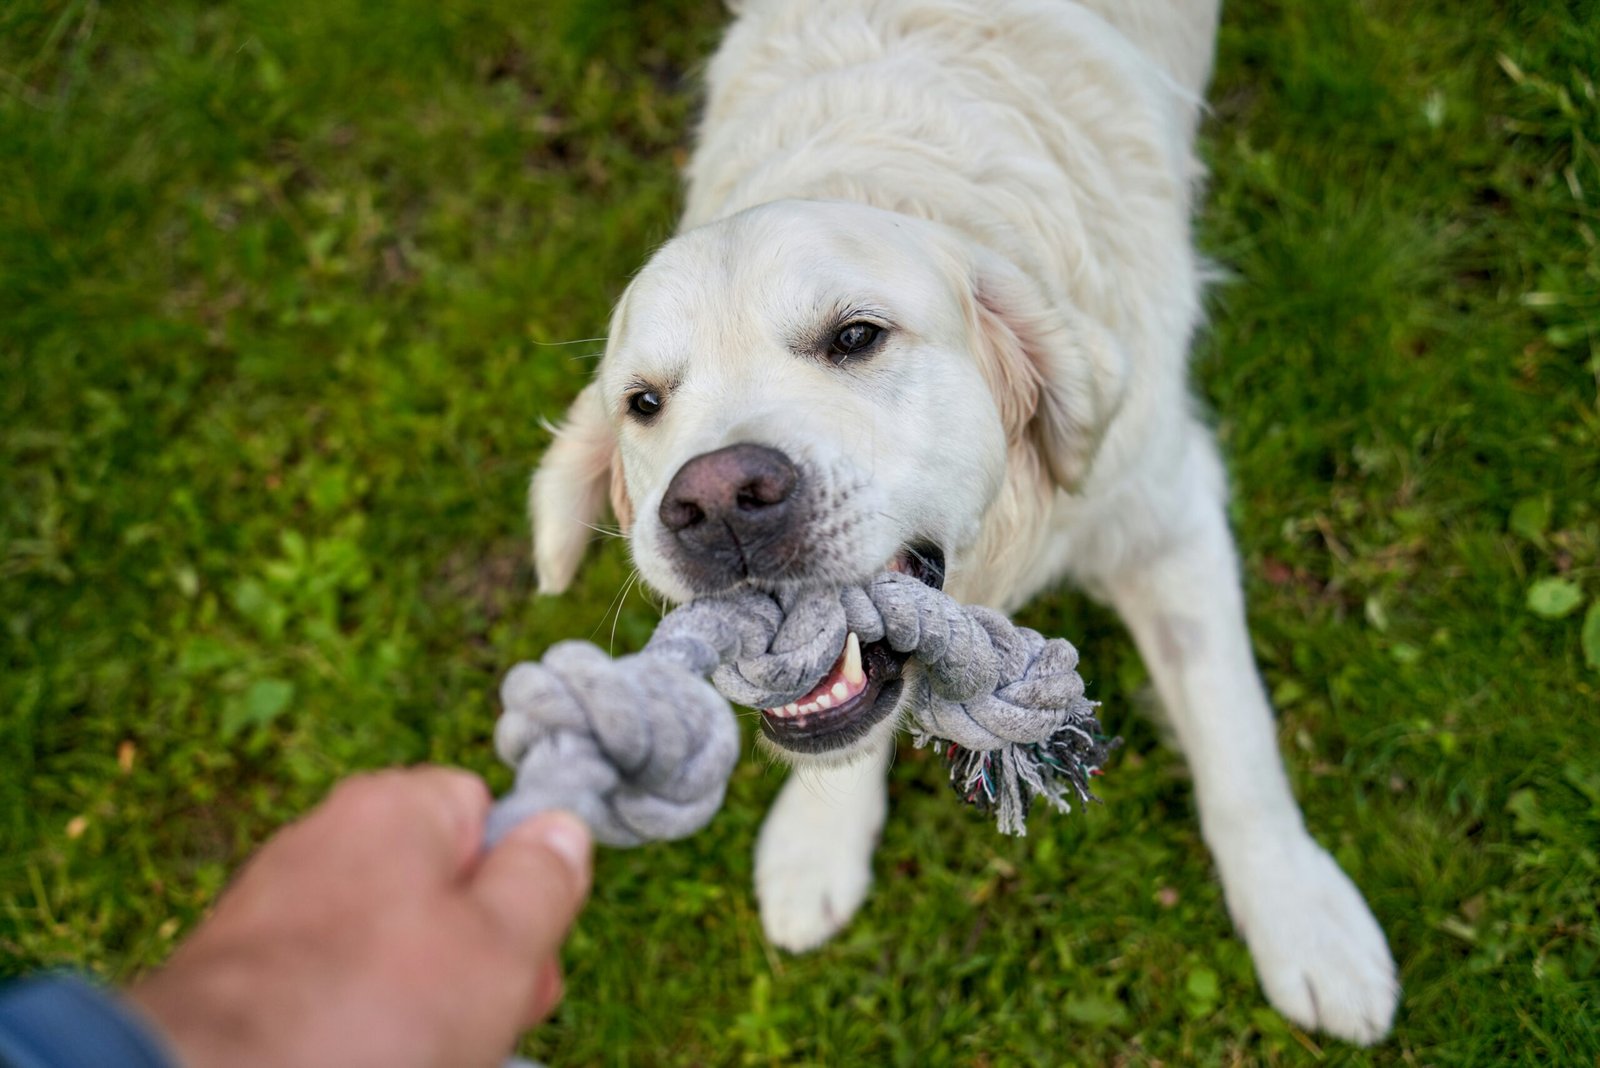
[769,635,867,721]
[844,632,865,686]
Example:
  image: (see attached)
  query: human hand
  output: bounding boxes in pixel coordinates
[128,767,592,1068]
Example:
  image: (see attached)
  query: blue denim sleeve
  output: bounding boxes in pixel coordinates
[0,974,179,1068]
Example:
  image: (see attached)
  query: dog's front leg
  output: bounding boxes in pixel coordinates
[755,739,891,952]
[1099,471,1399,1045]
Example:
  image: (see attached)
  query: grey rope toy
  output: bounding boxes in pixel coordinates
[485,571,1114,847]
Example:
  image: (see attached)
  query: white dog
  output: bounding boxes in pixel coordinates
[530,0,1399,1044]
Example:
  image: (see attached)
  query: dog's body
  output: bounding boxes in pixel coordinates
[533,0,1399,1044]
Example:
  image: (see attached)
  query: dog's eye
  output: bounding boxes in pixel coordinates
[828,322,883,363]
[628,390,662,420]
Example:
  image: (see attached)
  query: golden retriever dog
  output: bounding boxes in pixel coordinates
[530,0,1399,1044]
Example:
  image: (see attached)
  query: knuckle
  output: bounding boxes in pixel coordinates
[327,770,409,820]
[430,767,492,811]
[330,770,395,803]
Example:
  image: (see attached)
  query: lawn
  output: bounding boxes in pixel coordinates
[2,0,1598,1064]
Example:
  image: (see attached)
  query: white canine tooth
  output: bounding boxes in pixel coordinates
[816,693,833,710]
[783,703,798,716]
[831,681,849,701]
[844,632,865,686]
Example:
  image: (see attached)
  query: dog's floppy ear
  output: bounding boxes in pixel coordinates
[528,381,632,595]
[965,246,1128,491]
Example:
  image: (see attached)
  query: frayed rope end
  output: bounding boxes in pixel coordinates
[916,714,1122,836]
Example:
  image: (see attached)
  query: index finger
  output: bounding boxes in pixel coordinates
[317,766,492,876]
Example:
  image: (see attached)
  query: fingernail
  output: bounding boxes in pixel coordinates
[529,811,591,879]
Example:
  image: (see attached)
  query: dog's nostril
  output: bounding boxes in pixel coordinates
[663,500,705,530]
[736,473,791,511]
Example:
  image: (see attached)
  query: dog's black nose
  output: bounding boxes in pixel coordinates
[659,444,801,584]
[660,443,797,534]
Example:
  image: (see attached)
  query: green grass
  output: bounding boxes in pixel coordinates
[3,0,1598,1063]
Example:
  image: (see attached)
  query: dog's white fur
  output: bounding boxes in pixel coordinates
[531,0,1398,1044]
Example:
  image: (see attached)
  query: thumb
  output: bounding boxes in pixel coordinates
[470,810,593,961]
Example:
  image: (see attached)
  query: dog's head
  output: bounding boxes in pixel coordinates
[531,200,1124,758]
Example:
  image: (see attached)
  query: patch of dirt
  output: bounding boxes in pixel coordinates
[431,541,533,626]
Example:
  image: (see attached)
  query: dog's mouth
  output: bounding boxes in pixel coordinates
[759,542,944,754]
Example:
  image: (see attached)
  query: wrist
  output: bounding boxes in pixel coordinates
[127,944,280,1068]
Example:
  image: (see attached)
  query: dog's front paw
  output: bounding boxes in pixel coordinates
[755,762,886,952]
[1219,831,1399,1045]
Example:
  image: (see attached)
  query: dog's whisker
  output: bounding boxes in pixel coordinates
[532,336,609,347]
[608,569,642,655]
[756,745,786,776]
[590,567,640,652]
[636,578,670,619]
[577,520,625,539]
[904,544,937,573]
[798,768,850,805]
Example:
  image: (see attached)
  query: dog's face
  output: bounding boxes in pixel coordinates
[532,199,1124,758]
[604,201,1009,603]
